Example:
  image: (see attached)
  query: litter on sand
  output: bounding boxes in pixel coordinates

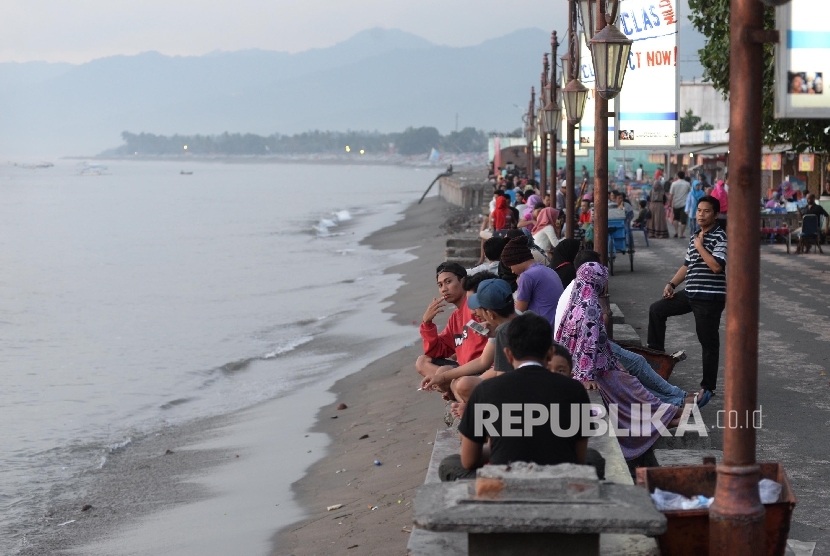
[373,460,381,466]
[327,504,344,511]
[58,520,76,527]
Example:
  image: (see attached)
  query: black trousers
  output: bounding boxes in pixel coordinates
[647,290,725,392]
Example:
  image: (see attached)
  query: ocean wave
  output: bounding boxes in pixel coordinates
[262,336,313,359]
[108,437,132,452]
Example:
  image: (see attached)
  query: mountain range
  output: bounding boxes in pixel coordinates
[0,26,706,156]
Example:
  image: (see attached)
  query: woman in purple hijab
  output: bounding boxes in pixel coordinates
[555,262,681,461]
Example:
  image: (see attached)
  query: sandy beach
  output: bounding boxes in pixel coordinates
[273,197,470,555]
[12,195,470,556]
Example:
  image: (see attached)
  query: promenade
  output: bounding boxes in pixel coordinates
[278,195,829,555]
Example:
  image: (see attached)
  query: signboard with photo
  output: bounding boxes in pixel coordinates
[775,0,830,118]
[798,153,815,172]
[613,0,680,149]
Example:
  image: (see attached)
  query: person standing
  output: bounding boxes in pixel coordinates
[647,196,726,406]
[635,164,644,182]
[711,180,729,230]
[556,182,567,211]
[668,171,692,238]
[647,179,669,239]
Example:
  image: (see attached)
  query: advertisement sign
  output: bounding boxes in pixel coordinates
[578,32,615,149]
[798,153,815,172]
[613,0,680,149]
[775,0,830,118]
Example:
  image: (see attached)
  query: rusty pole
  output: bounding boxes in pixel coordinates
[593,0,608,265]
[526,87,535,179]
[551,31,559,207]
[540,55,549,199]
[708,0,766,553]
[565,1,579,240]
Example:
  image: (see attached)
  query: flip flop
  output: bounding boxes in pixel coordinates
[695,390,713,409]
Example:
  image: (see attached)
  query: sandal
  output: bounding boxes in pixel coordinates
[694,390,713,409]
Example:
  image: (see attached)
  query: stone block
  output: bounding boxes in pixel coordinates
[475,462,600,501]
[425,429,461,484]
[413,481,667,536]
[611,324,641,345]
[609,303,625,325]
[653,449,723,467]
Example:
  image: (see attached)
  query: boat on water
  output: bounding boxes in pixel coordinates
[180,171,193,175]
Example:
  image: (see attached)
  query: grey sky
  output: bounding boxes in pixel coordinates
[1,0,572,64]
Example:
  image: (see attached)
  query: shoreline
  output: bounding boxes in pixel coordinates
[272,197,472,555]
[61,154,484,169]
[12,195,468,556]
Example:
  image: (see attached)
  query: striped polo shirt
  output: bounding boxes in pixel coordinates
[683,225,727,301]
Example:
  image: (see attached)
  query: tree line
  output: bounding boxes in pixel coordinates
[104,127,489,156]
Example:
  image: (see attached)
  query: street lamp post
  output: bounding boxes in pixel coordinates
[546,31,561,206]
[539,55,550,198]
[708,0,781,553]
[580,0,632,265]
[562,1,589,240]
[525,87,536,180]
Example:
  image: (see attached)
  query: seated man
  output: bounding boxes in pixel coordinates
[415,262,489,386]
[439,313,590,481]
[420,272,499,396]
[467,236,507,276]
[500,235,564,327]
[428,278,520,413]
[632,200,651,228]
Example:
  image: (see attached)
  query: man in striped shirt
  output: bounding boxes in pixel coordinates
[647,196,726,405]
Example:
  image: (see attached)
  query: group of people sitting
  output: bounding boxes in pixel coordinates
[415,194,727,479]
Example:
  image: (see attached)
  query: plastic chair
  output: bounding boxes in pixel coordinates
[797,214,823,254]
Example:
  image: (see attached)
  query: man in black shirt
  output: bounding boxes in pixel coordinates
[799,193,829,245]
[438,313,590,481]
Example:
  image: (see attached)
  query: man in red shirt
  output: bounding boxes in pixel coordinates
[415,262,489,393]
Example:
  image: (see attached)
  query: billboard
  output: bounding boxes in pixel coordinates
[613,0,680,149]
[578,32,616,149]
[775,0,830,118]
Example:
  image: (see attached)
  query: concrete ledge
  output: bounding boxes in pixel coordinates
[654,449,723,467]
[609,304,625,325]
[653,428,713,450]
[611,324,642,346]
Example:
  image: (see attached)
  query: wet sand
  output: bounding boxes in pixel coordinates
[272,198,470,555]
[15,196,468,556]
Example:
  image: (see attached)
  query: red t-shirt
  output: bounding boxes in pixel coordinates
[419,298,488,366]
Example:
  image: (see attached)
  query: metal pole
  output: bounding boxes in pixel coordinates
[540,56,548,199]
[593,0,609,265]
[527,87,535,179]
[551,31,559,209]
[708,0,766,553]
[565,1,578,240]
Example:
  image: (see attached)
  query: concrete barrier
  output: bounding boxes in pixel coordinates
[438,173,489,211]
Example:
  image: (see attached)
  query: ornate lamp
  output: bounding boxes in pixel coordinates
[589,13,633,99]
[563,79,589,124]
[543,101,562,137]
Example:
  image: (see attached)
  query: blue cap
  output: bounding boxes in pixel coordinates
[468,279,513,311]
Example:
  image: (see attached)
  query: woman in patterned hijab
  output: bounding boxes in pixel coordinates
[556,262,680,461]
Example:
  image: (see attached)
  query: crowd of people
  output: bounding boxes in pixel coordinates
[414,189,728,480]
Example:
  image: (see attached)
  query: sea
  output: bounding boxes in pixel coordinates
[0,159,437,553]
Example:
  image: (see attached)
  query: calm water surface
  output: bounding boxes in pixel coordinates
[0,159,433,550]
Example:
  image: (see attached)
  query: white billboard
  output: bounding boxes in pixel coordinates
[613,0,680,149]
[775,0,830,118]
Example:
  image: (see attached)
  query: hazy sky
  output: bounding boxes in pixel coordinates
[1,0,572,63]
